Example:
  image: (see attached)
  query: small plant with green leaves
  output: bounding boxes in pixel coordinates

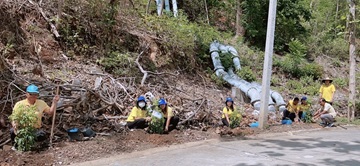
[211,73,225,86]
[302,110,313,123]
[217,52,235,71]
[236,66,256,82]
[229,111,242,129]
[148,111,165,134]
[9,105,38,151]
[333,78,348,89]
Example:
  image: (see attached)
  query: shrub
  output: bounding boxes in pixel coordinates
[274,39,323,79]
[300,63,323,80]
[333,78,348,89]
[143,12,231,68]
[148,111,165,134]
[286,76,320,96]
[236,66,256,82]
[9,105,38,151]
[218,52,235,71]
[302,109,313,123]
[97,51,137,76]
[229,111,242,129]
[211,73,225,86]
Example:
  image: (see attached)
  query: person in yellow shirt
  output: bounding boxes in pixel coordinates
[222,97,236,127]
[10,84,59,150]
[158,98,179,133]
[298,96,311,122]
[319,77,336,105]
[282,97,300,122]
[126,96,151,129]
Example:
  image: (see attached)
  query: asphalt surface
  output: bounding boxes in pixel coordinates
[73,126,360,166]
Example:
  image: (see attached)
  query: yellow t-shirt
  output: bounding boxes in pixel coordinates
[286,100,299,113]
[319,84,336,102]
[299,103,311,112]
[12,99,50,129]
[126,106,148,122]
[222,106,235,118]
[162,107,174,118]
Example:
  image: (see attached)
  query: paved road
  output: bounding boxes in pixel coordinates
[74,126,360,166]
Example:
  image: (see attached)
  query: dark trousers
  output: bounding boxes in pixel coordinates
[164,116,179,131]
[282,110,297,122]
[127,119,148,129]
[222,118,229,127]
[10,128,47,146]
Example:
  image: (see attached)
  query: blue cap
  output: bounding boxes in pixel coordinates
[158,98,167,105]
[301,96,307,101]
[225,97,233,103]
[137,96,146,102]
[26,84,39,93]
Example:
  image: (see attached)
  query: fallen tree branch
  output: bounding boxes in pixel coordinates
[0,139,11,147]
[135,45,150,86]
[135,45,179,86]
[179,99,206,125]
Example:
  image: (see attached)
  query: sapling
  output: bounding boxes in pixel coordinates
[9,105,38,151]
[148,110,165,134]
[229,111,242,129]
[303,109,313,123]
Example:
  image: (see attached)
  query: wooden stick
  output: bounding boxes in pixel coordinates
[49,86,60,146]
[0,139,11,147]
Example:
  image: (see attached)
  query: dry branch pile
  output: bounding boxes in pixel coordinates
[0,0,266,148]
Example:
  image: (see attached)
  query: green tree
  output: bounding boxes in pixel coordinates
[242,0,311,51]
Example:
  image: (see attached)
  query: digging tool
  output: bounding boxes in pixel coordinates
[49,86,60,147]
[335,124,347,130]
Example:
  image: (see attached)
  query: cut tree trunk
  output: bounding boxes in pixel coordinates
[235,0,245,37]
[347,0,356,121]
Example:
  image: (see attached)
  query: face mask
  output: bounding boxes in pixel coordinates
[138,101,146,108]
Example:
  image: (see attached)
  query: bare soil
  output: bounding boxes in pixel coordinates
[0,123,323,166]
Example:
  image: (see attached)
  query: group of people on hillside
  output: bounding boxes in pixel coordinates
[281,77,337,127]
[8,76,337,150]
[126,96,179,132]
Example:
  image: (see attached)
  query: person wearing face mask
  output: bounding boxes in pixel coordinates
[158,98,179,133]
[126,96,152,129]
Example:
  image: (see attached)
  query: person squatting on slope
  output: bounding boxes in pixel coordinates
[126,96,152,129]
[313,98,337,127]
[298,96,311,122]
[158,98,179,133]
[10,84,60,150]
[282,97,301,122]
[222,97,237,127]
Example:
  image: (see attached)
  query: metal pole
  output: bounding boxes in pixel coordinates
[259,0,278,129]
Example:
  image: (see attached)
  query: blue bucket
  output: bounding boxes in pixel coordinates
[67,128,81,141]
[281,119,292,125]
[250,122,259,128]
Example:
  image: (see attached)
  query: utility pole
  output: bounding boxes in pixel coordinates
[259,0,278,129]
[347,0,356,121]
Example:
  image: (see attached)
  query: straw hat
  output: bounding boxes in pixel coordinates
[322,77,333,83]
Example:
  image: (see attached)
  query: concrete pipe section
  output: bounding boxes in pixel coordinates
[210,41,286,118]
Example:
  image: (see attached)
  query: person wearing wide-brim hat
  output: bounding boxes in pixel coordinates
[319,77,336,105]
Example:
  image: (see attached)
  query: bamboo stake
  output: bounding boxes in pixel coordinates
[49,86,59,146]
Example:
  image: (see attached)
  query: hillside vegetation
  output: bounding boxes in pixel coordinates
[0,0,359,116]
